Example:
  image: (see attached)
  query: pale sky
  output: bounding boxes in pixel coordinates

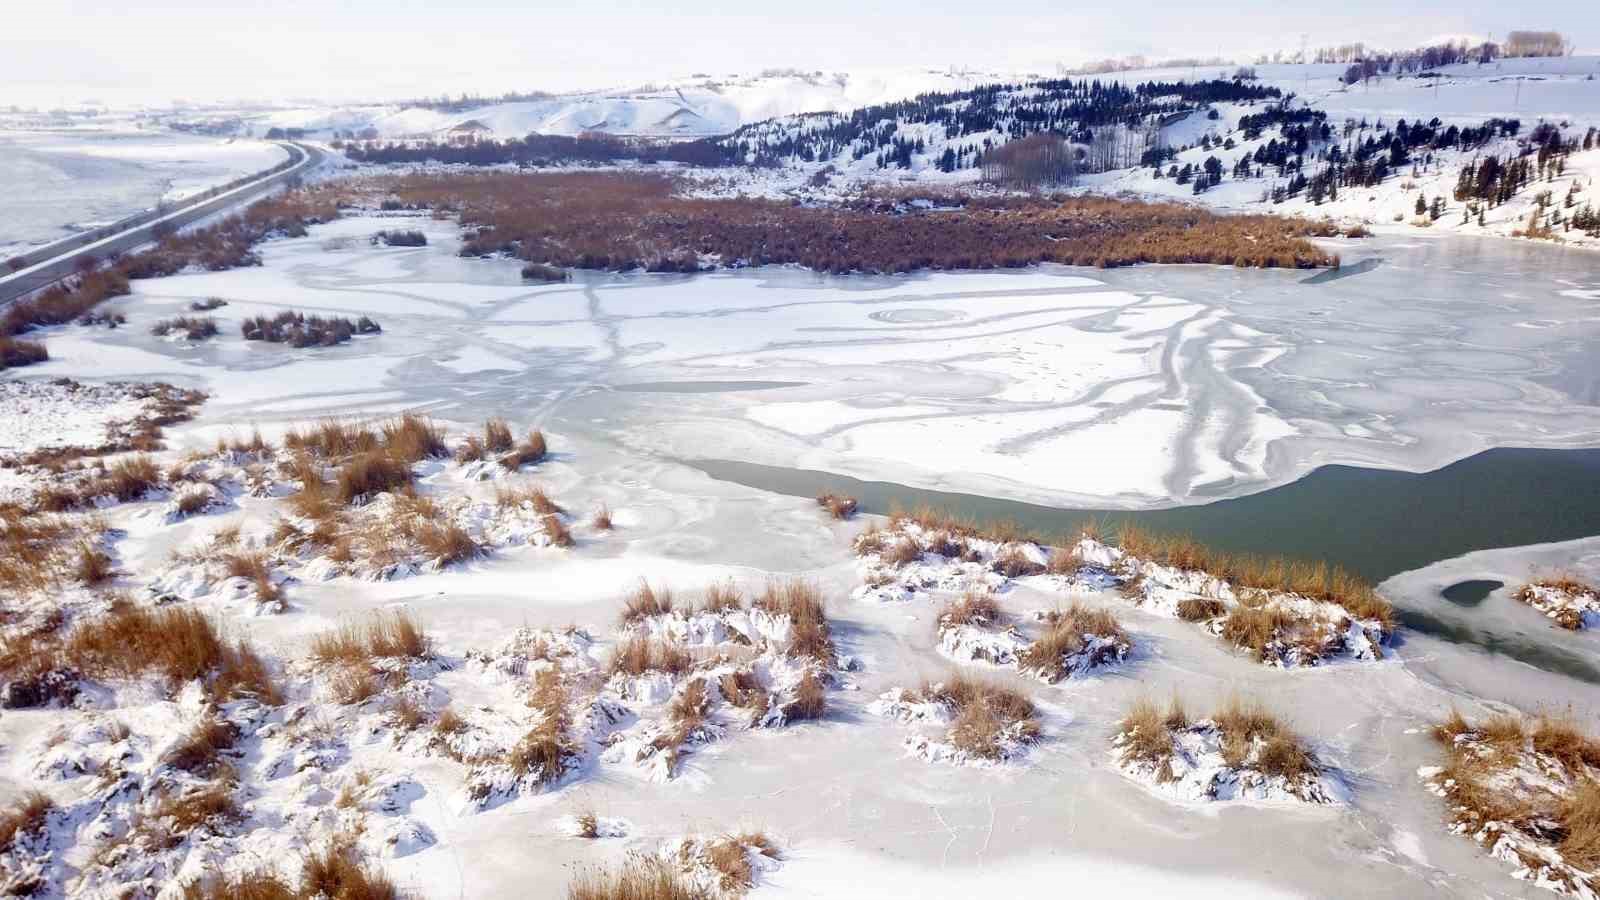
[5,0,1598,108]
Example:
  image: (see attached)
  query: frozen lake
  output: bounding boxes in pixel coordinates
[42,215,1600,512]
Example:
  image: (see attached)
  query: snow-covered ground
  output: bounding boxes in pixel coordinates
[0,121,287,260]
[5,210,1600,897]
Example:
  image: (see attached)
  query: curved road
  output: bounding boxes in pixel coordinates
[0,141,324,305]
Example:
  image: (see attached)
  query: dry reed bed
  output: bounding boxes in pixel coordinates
[1115,694,1334,804]
[1427,710,1600,893]
[369,171,1340,274]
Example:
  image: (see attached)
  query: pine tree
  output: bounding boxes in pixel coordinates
[1415,194,1427,216]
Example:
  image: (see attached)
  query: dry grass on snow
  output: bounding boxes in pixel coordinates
[1019,603,1127,681]
[608,636,692,678]
[508,668,573,786]
[310,610,432,665]
[1432,709,1600,876]
[919,672,1039,761]
[939,588,1001,628]
[815,493,857,520]
[180,841,406,900]
[619,581,674,626]
[0,604,280,705]
[0,791,53,852]
[1115,524,1394,629]
[566,856,700,900]
[1117,694,1317,782]
[752,579,834,667]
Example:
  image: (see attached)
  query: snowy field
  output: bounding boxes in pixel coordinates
[6,211,1600,896]
[0,124,287,260]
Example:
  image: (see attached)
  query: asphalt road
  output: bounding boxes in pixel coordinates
[0,142,323,306]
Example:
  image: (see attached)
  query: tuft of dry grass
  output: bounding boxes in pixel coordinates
[591,503,614,531]
[180,870,298,900]
[543,514,575,548]
[482,418,514,452]
[499,430,548,470]
[299,843,404,900]
[285,419,379,459]
[566,855,700,900]
[620,581,674,626]
[164,715,240,776]
[882,538,921,568]
[311,610,431,665]
[1212,696,1316,780]
[785,670,827,722]
[1218,604,1301,661]
[380,414,447,463]
[386,695,427,731]
[921,672,1039,760]
[19,605,281,704]
[180,841,406,900]
[454,435,485,463]
[413,520,481,566]
[815,493,858,520]
[434,706,467,735]
[1176,597,1226,621]
[700,581,743,614]
[1019,603,1126,681]
[574,808,600,839]
[991,545,1045,577]
[334,451,414,504]
[1117,696,1185,775]
[1429,709,1600,876]
[222,551,281,604]
[494,484,564,516]
[1515,575,1598,630]
[509,669,572,785]
[151,781,240,836]
[718,669,770,723]
[0,791,53,851]
[753,579,833,666]
[74,540,115,585]
[1562,778,1600,870]
[608,636,692,677]
[696,832,780,892]
[939,588,1000,628]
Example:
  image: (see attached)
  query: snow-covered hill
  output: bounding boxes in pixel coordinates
[257,68,1031,140]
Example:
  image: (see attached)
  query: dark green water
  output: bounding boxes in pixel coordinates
[1441,580,1503,608]
[689,448,1600,680]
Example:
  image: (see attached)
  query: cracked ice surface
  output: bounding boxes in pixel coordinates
[22,214,1600,512]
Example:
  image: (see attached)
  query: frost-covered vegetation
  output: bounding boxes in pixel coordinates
[1426,710,1600,896]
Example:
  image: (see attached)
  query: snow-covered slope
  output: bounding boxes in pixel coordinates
[260,68,1028,140]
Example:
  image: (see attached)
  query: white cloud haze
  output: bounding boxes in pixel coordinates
[4,0,1597,107]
